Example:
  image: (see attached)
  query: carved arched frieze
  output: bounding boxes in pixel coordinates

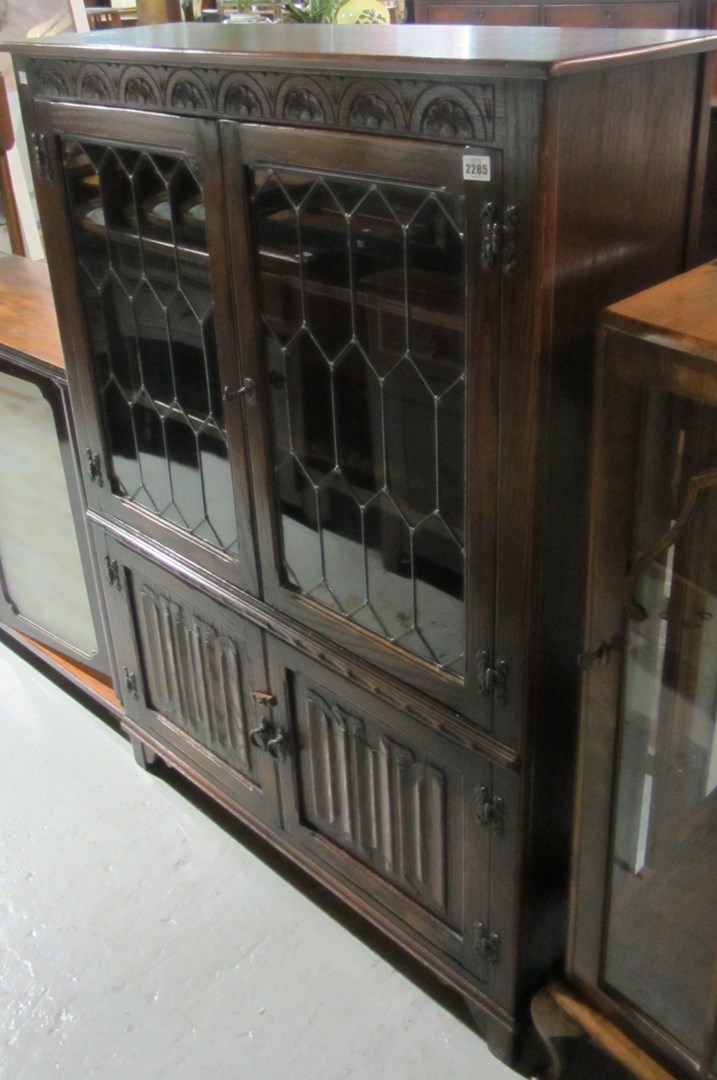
[119,66,162,108]
[37,62,71,99]
[77,63,114,103]
[412,83,495,143]
[218,73,269,120]
[167,70,212,113]
[339,81,403,134]
[277,76,331,126]
[27,59,500,145]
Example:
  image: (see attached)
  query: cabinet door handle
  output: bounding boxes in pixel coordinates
[223,378,255,404]
[249,717,272,750]
[266,731,287,760]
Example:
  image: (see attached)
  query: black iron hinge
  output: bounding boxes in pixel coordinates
[123,667,139,700]
[86,448,103,487]
[476,650,508,705]
[474,922,502,966]
[476,785,505,836]
[104,555,121,591]
[30,133,53,182]
[480,202,519,275]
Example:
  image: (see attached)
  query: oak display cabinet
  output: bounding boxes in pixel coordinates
[10,24,717,1062]
[569,261,717,1080]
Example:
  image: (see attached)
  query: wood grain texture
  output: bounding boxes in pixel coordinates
[0,254,63,374]
[548,982,677,1080]
[10,24,717,77]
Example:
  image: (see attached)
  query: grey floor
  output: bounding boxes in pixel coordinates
[0,638,522,1080]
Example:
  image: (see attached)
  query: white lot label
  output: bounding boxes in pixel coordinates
[463,155,491,182]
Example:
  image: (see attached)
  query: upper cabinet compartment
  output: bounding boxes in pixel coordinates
[225,125,502,728]
[37,104,260,595]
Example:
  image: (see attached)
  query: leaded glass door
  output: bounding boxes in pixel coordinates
[224,124,501,728]
[36,102,259,594]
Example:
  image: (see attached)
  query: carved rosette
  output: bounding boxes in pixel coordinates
[120,67,161,108]
[37,63,70,99]
[413,83,495,143]
[167,71,212,113]
[218,74,268,120]
[340,83,402,133]
[77,64,114,103]
[277,77,331,125]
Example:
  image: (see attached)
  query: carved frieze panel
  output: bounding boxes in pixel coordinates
[28,57,500,145]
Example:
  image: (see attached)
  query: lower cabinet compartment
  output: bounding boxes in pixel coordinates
[267,641,502,987]
[94,526,517,1046]
[97,530,282,830]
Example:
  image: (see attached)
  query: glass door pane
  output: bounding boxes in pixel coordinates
[604,385,717,1060]
[249,164,467,675]
[0,369,98,659]
[62,136,239,557]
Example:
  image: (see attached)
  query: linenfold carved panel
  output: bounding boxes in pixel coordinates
[29,58,499,145]
[297,687,450,918]
[136,581,257,780]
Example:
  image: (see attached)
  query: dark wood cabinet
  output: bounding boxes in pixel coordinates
[412,0,699,27]
[569,261,717,1080]
[10,23,717,1063]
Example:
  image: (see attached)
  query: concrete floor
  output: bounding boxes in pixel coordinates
[0,638,521,1080]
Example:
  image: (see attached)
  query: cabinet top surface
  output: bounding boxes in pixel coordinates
[9,24,717,78]
[0,254,63,375]
[603,261,717,363]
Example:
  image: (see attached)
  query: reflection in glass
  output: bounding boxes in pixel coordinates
[251,167,466,675]
[0,372,97,656]
[605,387,717,1059]
[63,139,238,557]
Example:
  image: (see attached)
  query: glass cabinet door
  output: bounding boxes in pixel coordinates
[0,358,108,673]
[604,384,717,1066]
[36,102,259,595]
[224,124,502,728]
[576,333,717,1076]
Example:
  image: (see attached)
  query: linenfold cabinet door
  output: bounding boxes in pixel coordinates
[266,637,514,998]
[98,531,280,828]
[223,122,502,733]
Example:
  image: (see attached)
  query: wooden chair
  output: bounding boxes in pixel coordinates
[86,6,122,27]
[0,74,26,257]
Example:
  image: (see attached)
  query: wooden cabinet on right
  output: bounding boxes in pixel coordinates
[568,261,717,1080]
[411,0,701,25]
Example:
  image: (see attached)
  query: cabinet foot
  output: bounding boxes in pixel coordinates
[529,986,584,1079]
[465,1001,519,1066]
[130,734,158,770]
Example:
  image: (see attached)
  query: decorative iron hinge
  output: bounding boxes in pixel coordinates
[480,202,519,275]
[86,448,103,487]
[30,133,53,182]
[476,650,508,705]
[474,922,502,965]
[123,667,139,700]
[104,555,121,591]
[476,785,505,836]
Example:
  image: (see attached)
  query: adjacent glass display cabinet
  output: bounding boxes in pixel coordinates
[11,23,717,1065]
[0,257,110,677]
[569,261,717,1080]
